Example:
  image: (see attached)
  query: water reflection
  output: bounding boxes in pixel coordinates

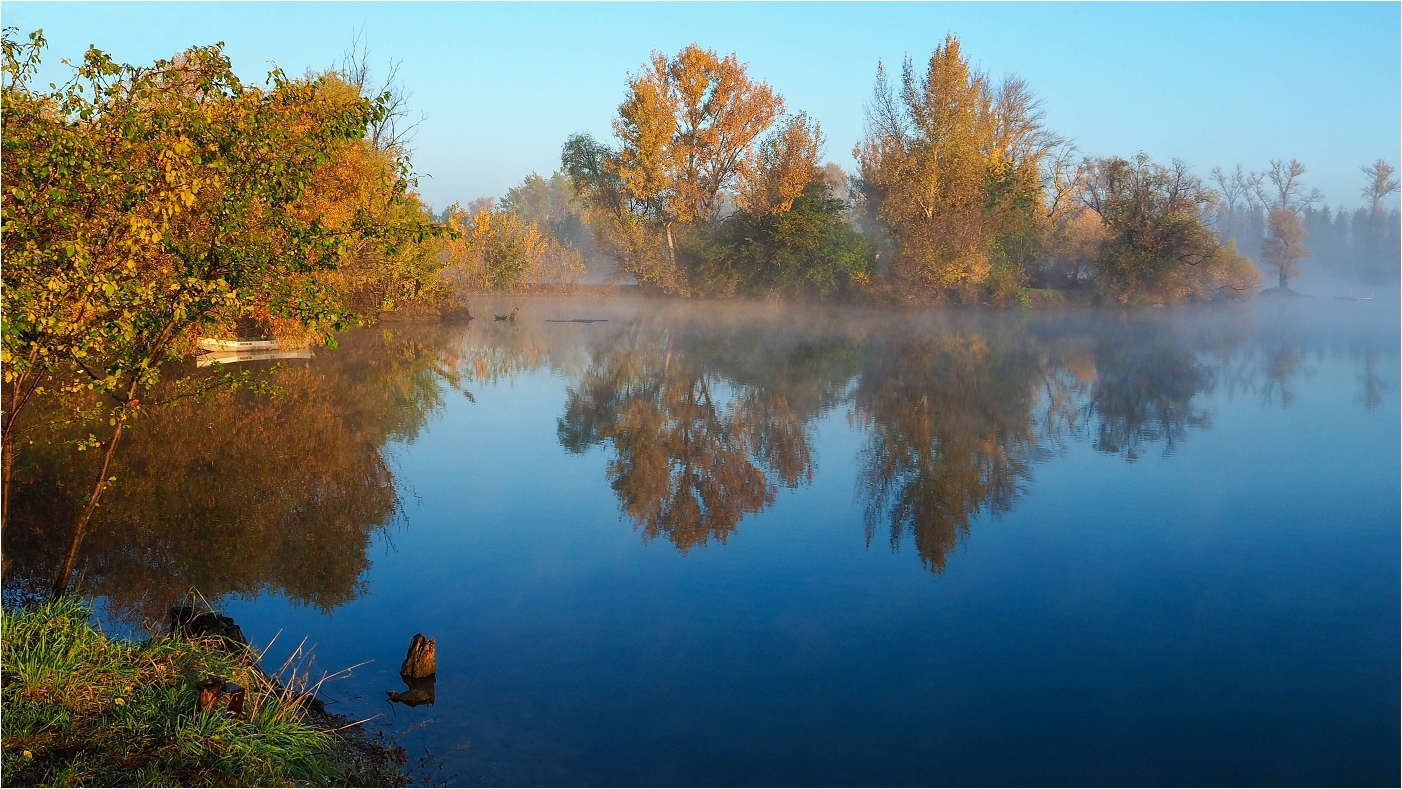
[550,305,1394,572]
[3,300,1394,612]
[1081,327,1217,460]
[3,325,470,623]
[1357,350,1386,412]
[558,318,823,551]
[852,328,1044,571]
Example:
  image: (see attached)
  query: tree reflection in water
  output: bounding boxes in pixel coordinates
[3,325,470,624]
[851,327,1046,572]
[1081,326,1216,460]
[557,315,858,551]
[4,301,1391,611]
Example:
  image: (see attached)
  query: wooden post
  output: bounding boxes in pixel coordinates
[196,678,226,713]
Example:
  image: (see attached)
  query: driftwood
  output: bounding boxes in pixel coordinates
[399,633,436,679]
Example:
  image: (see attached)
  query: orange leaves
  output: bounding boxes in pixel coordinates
[613,44,784,227]
[736,114,823,217]
[444,202,583,293]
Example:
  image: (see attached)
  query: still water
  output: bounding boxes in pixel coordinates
[6,297,1398,785]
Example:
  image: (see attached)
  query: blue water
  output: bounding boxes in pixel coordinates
[11,297,1398,785]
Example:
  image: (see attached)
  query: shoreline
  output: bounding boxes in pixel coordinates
[1,599,406,787]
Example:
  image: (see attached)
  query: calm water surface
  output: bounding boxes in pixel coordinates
[6,297,1398,786]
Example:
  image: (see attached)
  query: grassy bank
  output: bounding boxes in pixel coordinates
[1,599,402,787]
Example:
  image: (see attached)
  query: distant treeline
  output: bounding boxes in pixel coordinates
[1211,161,1396,285]
[459,36,1398,304]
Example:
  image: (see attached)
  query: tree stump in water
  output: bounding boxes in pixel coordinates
[400,633,436,678]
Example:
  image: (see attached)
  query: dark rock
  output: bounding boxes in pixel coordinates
[169,606,249,652]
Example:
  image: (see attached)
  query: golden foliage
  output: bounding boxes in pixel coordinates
[856,35,1063,301]
[444,202,586,292]
[614,44,783,226]
[1260,208,1310,287]
[735,114,823,217]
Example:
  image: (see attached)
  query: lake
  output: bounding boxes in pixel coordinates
[5,296,1398,786]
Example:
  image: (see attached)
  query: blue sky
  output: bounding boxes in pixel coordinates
[6,2,1399,213]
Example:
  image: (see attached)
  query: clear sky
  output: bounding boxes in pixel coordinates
[6,2,1399,213]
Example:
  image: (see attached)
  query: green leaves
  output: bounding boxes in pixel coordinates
[692,177,873,299]
[0,28,405,449]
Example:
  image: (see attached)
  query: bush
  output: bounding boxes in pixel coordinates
[691,180,873,299]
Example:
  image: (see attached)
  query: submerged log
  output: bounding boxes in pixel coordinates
[399,633,436,678]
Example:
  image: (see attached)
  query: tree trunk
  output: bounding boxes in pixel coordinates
[2,360,43,537]
[1279,268,1288,289]
[1,435,14,539]
[53,418,125,598]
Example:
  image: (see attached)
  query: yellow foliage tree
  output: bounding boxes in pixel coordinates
[444,201,584,292]
[566,44,785,294]
[856,35,1064,301]
[1260,208,1310,290]
[735,113,823,217]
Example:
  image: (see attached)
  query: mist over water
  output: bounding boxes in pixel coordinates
[6,296,1397,785]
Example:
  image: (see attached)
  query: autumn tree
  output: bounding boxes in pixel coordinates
[692,114,874,298]
[692,179,873,299]
[290,73,449,324]
[1081,154,1259,303]
[442,199,585,292]
[855,36,1067,303]
[1261,208,1310,289]
[0,30,439,586]
[1361,159,1399,216]
[564,44,785,294]
[1247,159,1321,290]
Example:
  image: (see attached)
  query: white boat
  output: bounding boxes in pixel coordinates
[198,337,281,352]
[196,349,313,368]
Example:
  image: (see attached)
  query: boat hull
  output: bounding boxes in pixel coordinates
[196,350,313,367]
[198,338,281,351]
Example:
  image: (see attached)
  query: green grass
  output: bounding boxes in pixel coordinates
[1,598,402,787]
